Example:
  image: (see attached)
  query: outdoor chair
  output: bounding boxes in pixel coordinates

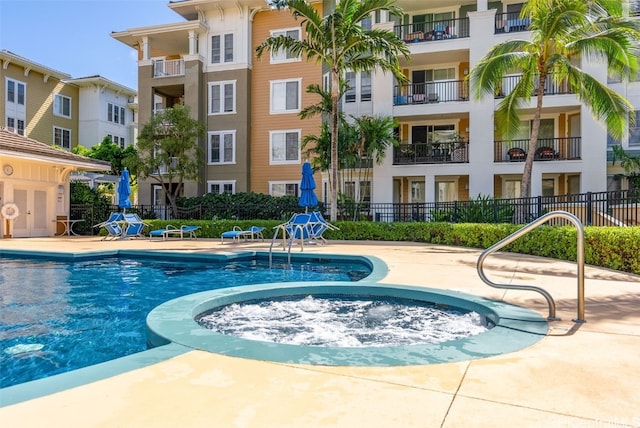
[93,212,124,229]
[150,225,201,241]
[122,213,150,239]
[272,213,314,251]
[508,147,527,161]
[220,226,265,244]
[308,211,339,245]
[101,221,123,241]
[535,146,560,161]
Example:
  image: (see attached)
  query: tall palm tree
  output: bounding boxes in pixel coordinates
[469,0,640,205]
[256,0,409,221]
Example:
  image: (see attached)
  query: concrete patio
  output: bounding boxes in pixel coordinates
[0,236,638,427]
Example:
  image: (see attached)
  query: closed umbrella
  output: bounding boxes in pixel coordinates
[298,161,318,212]
[117,168,132,212]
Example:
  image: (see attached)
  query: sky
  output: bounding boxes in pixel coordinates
[0,0,183,90]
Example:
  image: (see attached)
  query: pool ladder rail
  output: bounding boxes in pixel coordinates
[476,210,586,323]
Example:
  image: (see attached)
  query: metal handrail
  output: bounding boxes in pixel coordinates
[476,210,586,322]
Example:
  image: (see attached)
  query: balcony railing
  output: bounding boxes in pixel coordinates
[394,141,469,165]
[496,74,572,98]
[153,58,185,78]
[394,80,469,105]
[394,17,470,44]
[494,137,582,162]
[494,11,531,34]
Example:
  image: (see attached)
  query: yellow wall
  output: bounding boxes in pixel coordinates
[2,62,79,147]
[251,6,323,195]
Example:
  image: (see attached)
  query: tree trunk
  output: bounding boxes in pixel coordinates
[516,72,547,223]
[330,70,340,222]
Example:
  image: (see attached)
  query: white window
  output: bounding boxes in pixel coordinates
[208,180,236,194]
[107,134,126,148]
[270,79,300,114]
[209,81,236,114]
[630,110,640,147]
[211,33,234,64]
[270,181,299,197]
[53,94,71,118]
[270,28,301,63]
[344,71,371,103]
[345,72,356,103]
[361,71,372,101]
[6,117,25,135]
[323,72,330,92]
[410,181,425,203]
[360,14,372,30]
[208,131,236,164]
[107,103,126,125]
[435,181,456,202]
[54,126,71,149]
[504,178,521,199]
[6,78,25,105]
[270,130,300,163]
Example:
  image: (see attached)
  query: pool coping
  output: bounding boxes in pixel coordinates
[147,282,548,367]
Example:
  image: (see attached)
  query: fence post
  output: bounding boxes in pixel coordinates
[536,196,543,219]
[586,192,592,226]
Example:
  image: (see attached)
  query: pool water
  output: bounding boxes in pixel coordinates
[0,256,370,388]
[197,295,492,347]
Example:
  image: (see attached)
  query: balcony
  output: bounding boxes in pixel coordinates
[394,80,469,105]
[393,141,469,165]
[494,12,531,34]
[394,17,470,44]
[494,137,582,162]
[153,58,185,78]
[496,74,572,98]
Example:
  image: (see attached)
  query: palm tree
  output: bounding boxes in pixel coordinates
[256,0,410,221]
[469,0,640,206]
[612,144,640,194]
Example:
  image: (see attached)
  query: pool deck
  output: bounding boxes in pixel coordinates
[0,236,639,427]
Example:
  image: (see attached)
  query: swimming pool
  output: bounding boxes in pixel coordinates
[0,250,376,388]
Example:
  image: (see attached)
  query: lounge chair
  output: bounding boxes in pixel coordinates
[93,212,124,229]
[150,225,200,240]
[122,213,150,239]
[272,213,314,251]
[101,221,124,240]
[308,211,339,244]
[220,226,265,244]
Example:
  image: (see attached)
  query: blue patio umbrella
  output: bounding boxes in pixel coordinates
[117,168,132,212]
[298,161,318,212]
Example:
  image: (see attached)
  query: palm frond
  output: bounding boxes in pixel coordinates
[573,72,634,140]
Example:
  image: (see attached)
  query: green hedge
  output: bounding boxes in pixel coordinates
[143,220,640,275]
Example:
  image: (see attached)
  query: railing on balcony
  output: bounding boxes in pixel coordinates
[394,17,470,44]
[494,11,531,34]
[494,137,582,162]
[153,58,185,78]
[394,141,469,165]
[496,74,572,98]
[394,80,469,105]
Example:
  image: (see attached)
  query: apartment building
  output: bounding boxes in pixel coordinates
[366,0,640,211]
[0,50,137,151]
[112,0,322,206]
[112,0,639,209]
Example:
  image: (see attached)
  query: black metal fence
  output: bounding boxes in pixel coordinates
[72,189,639,235]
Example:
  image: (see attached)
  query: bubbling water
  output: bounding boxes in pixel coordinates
[196,295,493,348]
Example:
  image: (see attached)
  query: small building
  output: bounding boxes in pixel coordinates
[0,128,111,238]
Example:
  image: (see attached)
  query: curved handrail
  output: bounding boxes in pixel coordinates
[476,210,585,322]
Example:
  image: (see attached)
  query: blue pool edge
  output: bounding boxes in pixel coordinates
[147,282,548,367]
